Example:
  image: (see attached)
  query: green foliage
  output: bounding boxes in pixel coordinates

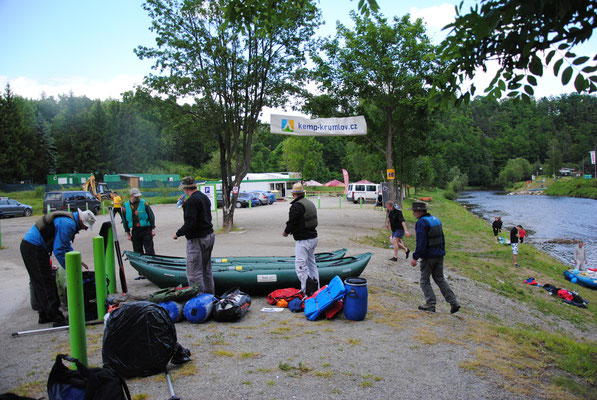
[498,157,532,186]
[447,167,468,192]
[432,0,597,105]
[279,137,329,181]
[310,11,440,199]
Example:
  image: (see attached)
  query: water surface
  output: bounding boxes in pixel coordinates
[457,191,596,267]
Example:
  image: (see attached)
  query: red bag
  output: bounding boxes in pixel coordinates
[325,300,343,319]
[557,289,573,301]
[266,288,303,305]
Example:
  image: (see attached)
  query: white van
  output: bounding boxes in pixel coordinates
[346,183,380,204]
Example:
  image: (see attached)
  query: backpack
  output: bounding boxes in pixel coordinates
[213,288,251,322]
[47,354,131,400]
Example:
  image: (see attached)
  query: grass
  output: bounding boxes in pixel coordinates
[358,187,597,397]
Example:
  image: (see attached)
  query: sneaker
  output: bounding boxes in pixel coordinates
[515,264,520,267]
[418,304,436,312]
[389,257,398,262]
[450,303,461,314]
[405,249,410,259]
[134,275,147,280]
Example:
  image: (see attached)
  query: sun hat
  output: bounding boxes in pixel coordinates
[409,201,428,211]
[77,209,96,230]
[129,188,142,197]
[179,176,197,190]
[292,183,305,194]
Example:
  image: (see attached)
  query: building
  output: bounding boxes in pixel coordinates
[209,172,302,197]
[47,173,92,185]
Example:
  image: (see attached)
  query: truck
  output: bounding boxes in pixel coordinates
[82,175,113,201]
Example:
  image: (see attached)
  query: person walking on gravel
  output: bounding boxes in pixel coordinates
[385,201,411,261]
[409,201,460,314]
[283,183,320,296]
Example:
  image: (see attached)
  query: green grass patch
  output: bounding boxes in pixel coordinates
[545,177,597,199]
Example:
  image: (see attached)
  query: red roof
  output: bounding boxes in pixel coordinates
[324,179,344,187]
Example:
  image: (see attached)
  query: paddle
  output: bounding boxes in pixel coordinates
[109,207,128,294]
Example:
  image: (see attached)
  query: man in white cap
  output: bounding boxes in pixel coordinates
[122,187,156,256]
[21,208,96,327]
[283,182,320,296]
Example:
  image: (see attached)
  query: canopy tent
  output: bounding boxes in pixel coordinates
[355,180,373,184]
[324,179,345,187]
[304,180,323,186]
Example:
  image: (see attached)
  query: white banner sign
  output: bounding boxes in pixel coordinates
[590,150,596,165]
[270,114,367,136]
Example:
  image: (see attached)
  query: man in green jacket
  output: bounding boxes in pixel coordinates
[122,188,156,255]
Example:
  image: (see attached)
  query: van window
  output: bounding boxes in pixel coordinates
[366,185,377,192]
[64,193,75,200]
[45,193,62,201]
[347,184,353,191]
[355,185,365,191]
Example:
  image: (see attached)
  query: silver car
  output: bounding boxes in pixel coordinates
[0,197,33,217]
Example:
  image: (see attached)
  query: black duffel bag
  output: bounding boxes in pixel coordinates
[213,288,251,322]
[47,354,131,400]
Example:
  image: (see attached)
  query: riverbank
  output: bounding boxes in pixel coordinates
[506,176,597,199]
[1,195,595,399]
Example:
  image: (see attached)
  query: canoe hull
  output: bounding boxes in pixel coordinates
[124,248,348,266]
[126,252,372,294]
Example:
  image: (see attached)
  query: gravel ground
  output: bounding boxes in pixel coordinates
[0,197,593,399]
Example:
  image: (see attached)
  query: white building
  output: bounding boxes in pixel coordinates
[208,172,302,197]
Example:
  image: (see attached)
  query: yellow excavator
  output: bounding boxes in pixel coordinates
[82,174,113,201]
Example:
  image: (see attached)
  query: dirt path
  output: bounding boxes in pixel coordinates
[0,197,591,399]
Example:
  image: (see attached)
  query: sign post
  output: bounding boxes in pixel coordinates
[200,184,218,230]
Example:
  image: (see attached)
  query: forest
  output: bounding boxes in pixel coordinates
[1,84,595,189]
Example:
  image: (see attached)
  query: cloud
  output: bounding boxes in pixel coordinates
[0,74,146,100]
[409,4,457,43]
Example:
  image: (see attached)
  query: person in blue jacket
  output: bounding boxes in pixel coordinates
[21,209,96,327]
[122,188,156,255]
[409,201,460,314]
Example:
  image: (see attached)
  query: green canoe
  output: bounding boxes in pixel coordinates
[124,248,347,267]
[125,251,371,294]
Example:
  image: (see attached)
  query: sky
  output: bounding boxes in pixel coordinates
[1,0,596,116]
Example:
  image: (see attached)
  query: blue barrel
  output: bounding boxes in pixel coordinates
[183,294,216,323]
[344,277,368,321]
[159,301,185,323]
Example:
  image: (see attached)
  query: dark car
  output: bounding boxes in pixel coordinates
[0,197,33,217]
[43,191,102,215]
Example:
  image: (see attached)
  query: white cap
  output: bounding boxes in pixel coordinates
[77,209,96,230]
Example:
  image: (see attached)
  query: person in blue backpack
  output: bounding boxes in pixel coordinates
[21,209,96,327]
[409,201,460,314]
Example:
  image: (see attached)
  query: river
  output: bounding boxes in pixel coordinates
[456,191,597,268]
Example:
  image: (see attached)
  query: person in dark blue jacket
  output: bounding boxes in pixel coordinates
[409,201,460,314]
[21,209,96,326]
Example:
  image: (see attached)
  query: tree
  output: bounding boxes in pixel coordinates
[0,84,34,182]
[279,137,329,181]
[433,0,597,105]
[311,12,439,205]
[136,0,321,230]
